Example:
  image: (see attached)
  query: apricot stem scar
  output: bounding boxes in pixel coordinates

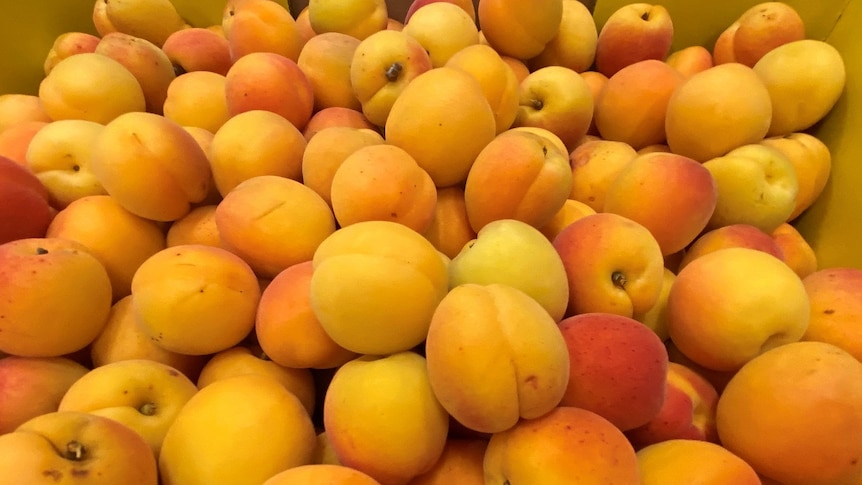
[65,440,85,461]
[139,402,157,416]
[385,62,403,82]
[612,271,626,289]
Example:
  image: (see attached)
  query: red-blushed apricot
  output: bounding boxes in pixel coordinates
[0,155,53,244]
[224,0,303,62]
[603,151,718,256]
[484,406,641,484]
[464,129,571,233]
[255,261,358,370]
[594,59,684,150]
[225,52,315,131]
[422,185,476,260]
[558,312,669,431]
[0,237,112,357]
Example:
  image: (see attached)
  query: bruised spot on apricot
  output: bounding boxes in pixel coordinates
[36,247,49,255]
[42,469,62,481]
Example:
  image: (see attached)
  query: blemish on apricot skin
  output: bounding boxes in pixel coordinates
[824,309,836,315]
[42,469,62,482]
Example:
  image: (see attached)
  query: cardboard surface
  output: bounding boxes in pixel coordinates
[2,0,859,268]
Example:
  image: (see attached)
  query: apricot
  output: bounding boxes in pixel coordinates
[603,151,718,256]
[753,39,846,137]
[215,175,336,279]
[297,32,362,111]
[302,106,378,141]
[0,356,89,434]
[568,139,638,212]
[802,268,862,362]
[716,342,862,485]
[301,125,385,206]
[477,0,563,60]
[46,195,166,301]
[0,94,51,133]
[90,296,208,382]
[558,312,669,431]
[406,439,486,485]
[25,119,107,209]
[162,27,233,76]
[0,120,48,167]
[224,52,315,130]
[310,220,448,355]
[89,112,213,222]
[425,283,570,434]
[678,223,785,272]
[165,205,224,249]
[484,406,641,484]
[464,129,572,232]
[263,464,382,485]
[0,237,112,357]
[224,0,303,62]
[668,247,810,372]
[0,155,53,244]
[385,66,496,188]
[733,1,806,68]
[323,352,449,484]
[422,186,477,260]
[308,0,388,41]
[637,439,761,485]
[160,374,317,485]
[195,345,317,416]
[445,43,520,134]
[94,31,176,116]
[330,143,437,232]
[665,62,772,162]
[594,59,684,150]
[209,110,307,196]
[255,260,358,370]
[38,53,145,124]
[401,2,480,67]
[131,244,262,356]
[163,71,231,134]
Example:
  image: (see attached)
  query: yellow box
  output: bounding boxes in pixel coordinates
[1,0,859,269]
